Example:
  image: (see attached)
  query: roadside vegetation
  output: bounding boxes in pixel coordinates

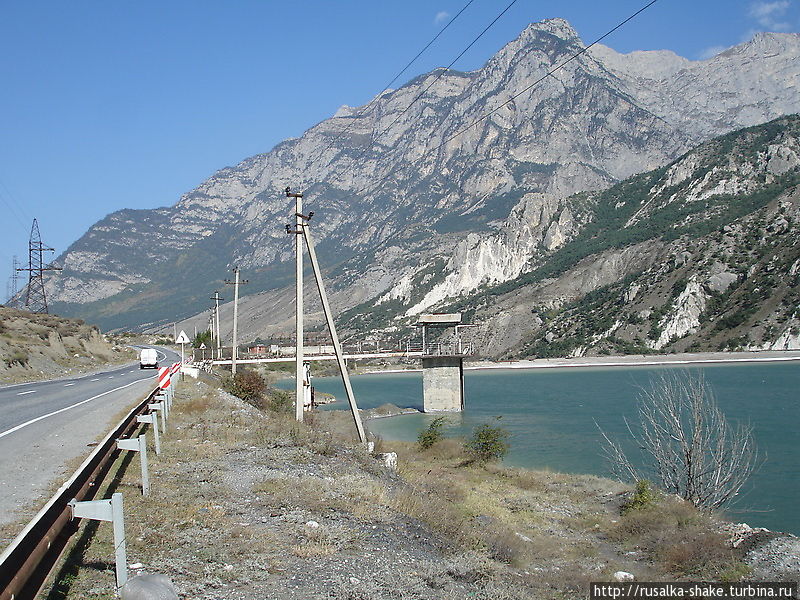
[48,370,762,600]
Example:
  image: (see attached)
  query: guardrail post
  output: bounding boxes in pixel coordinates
[68,492,127,589]
[117,435,149,496]
[147,402,166,433]
[155,392,169,419]
[136,414,160,455]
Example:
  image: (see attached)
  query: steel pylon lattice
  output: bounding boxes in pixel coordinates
[5,255,20,306]
[17,218,62,314]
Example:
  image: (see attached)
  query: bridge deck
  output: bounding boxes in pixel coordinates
[211,351,425,365]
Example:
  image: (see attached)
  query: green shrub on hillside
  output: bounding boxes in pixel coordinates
[418,416,447,450]
[222,369,266,402]
[621,480,657,514]
[465,423,510,463]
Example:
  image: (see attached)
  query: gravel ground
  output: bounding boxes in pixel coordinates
[49,378,799,599]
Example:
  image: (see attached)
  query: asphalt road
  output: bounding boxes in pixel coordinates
[0,346,180,531]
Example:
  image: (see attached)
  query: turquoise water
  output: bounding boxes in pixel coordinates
[281,362,799,534]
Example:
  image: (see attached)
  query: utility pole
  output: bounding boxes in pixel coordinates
[17,219,62,314]
[300,219,366,443]
[210,292,223,360]
[225,266,249,375]
[285,187,366,442]
[286,187,305,422]
[207,314,215,358]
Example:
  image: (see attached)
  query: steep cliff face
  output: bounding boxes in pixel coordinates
[463,116,800,358]
[44,20,800,343]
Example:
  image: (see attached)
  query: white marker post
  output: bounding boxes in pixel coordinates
[117,435,150,496]
[176,330,190,380]
[136,414,160,454]
[69,493,128,588]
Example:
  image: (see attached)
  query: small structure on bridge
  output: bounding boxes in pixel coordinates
[416,313,472,413]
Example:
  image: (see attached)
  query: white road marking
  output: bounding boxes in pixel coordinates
[0,378,152,439]
[64,383,75,387]
[90,378,100,382]
[17,390,36,396]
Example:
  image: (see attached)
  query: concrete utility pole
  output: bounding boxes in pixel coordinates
[225,267,249,375]
[211,292,223,360]
[301,221,366,443]
[208,314,215,358]
[285,187,305,422]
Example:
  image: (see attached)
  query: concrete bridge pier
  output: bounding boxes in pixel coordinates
[422,355,464,412]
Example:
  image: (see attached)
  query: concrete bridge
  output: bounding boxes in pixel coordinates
[200,314,473,412]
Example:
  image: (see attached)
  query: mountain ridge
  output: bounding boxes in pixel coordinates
[40,20,800,354]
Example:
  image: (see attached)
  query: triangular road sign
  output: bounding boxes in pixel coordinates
[175,330,191,344]
[199,343,207,349]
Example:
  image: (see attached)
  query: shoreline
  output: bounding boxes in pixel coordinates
[363,349,800,375]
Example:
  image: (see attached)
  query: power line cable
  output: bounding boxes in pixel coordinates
[346,0,660,199]
[318,0,477,156]
[435,0,660,152]
[343,0,519,169]
[0,177,32,232]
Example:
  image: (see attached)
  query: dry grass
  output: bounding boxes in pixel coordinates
[605,494,747,579]
[43,377,753,599]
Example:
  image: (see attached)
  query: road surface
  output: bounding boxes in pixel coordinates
[0,346,179,531]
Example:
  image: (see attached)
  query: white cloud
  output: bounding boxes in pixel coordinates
[434,11,450,25]
[748,1,793,31]
[698,45,730,59]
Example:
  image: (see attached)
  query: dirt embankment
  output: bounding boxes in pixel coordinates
[48,378,799,599]
[0,306,135,383]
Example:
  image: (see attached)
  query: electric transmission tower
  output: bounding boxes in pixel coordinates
[17,219,62,313]
[6,256,20,306]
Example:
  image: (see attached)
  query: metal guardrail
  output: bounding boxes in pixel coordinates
[0,385,161,600]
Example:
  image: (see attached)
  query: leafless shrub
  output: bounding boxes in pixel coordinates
[599,371,759,510]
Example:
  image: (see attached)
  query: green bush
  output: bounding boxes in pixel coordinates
[621,480,657,514]
[222,369,266,402]
[465,423,510,463]
[265,388,293,413]
[192,329,212,348]
[417,416,446,450]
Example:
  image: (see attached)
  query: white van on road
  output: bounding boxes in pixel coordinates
[139,348,159,369]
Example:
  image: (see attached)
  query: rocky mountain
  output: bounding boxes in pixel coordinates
[43,20,800,356]
[459,115,800,357]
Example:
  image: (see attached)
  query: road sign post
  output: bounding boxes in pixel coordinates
[176,330,190,380]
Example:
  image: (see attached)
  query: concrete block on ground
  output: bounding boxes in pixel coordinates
[120,574,178,600]
[378,452,398,470]
[181,366,200,378]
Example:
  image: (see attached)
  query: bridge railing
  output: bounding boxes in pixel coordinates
[422,341,474,357]
[197,339,475,361]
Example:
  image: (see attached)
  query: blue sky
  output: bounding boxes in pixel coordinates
[1,0,798,300]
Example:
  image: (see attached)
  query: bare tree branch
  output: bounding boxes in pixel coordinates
[598,371,759,510]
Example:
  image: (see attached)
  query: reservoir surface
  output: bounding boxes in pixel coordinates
[282,362,799,534]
